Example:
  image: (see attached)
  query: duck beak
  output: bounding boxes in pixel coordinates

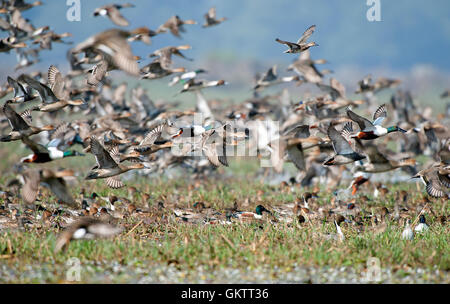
[399,128,407,133]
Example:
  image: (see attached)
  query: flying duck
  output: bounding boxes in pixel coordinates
[346,104,406,140]
[1,100,53,142]
[85,136,145,189]
[202,7,227,28]
[19,135,83,163]
[93,3,134,27]
[323,124,366,166]
[275,25,317,54]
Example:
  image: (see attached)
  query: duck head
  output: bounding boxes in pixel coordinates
[63,150,84,157]
[419,214,426,224]
[387,126,407,134]
[255,205,272,216]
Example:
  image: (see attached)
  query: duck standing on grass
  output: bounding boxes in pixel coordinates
[414,215,429,233]
[401,219,414,240]
[235,205,272,221]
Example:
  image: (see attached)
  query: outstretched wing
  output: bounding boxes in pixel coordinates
[21,170,40,204]
[364,145,389,164]
[105,176,124,189]
[297,25,316,44]
[21,135,48,154]
[426,180,445,198]
[372,104,387,125]
[48,65,66,100]
[3,101,30,131]
[207,7,216,19]
[140,123,165,146]
[90,136,118,168]
[275,38,297,48]
[283,124,310,138]
[20,74,58,103]
[328,124,354,155]
[287,144,305,171]
[347,108,374,131]
[262,65,277,82]
[46,178,76,206]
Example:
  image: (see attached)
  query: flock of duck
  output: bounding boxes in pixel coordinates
[0,1,448,252]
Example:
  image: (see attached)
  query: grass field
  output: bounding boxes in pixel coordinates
[0,142,449,283]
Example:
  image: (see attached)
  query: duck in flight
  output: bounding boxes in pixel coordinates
[346,104,406,140]
[323,124,366,166]
[276,25,318,54]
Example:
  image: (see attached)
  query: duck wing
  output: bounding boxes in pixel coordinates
[21,169,40,204]
[3,101,29,131]
[207,7,216,19]
[21,135,48,154]
[275,38,297,48]
[372,104,387,125]
[47,65,66,100]
[287,143,306,171]
[45,177,75,206]
[87,60,108,86]
[297,25,316,44]
[90,136,118,169]
[283,124,310,138]
[105,176,124,189]
[140,123,165,146]
[328,124,354,155]
[426,178,445,198]
[262,65,277,82]
[108,7,129,27]
[8,76,30,100]
[346,109,374,131]
[364,145,389,164]
[19,74,58,103]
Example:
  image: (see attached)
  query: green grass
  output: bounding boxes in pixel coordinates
[0,174,449,283]
[0,131,449,283]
